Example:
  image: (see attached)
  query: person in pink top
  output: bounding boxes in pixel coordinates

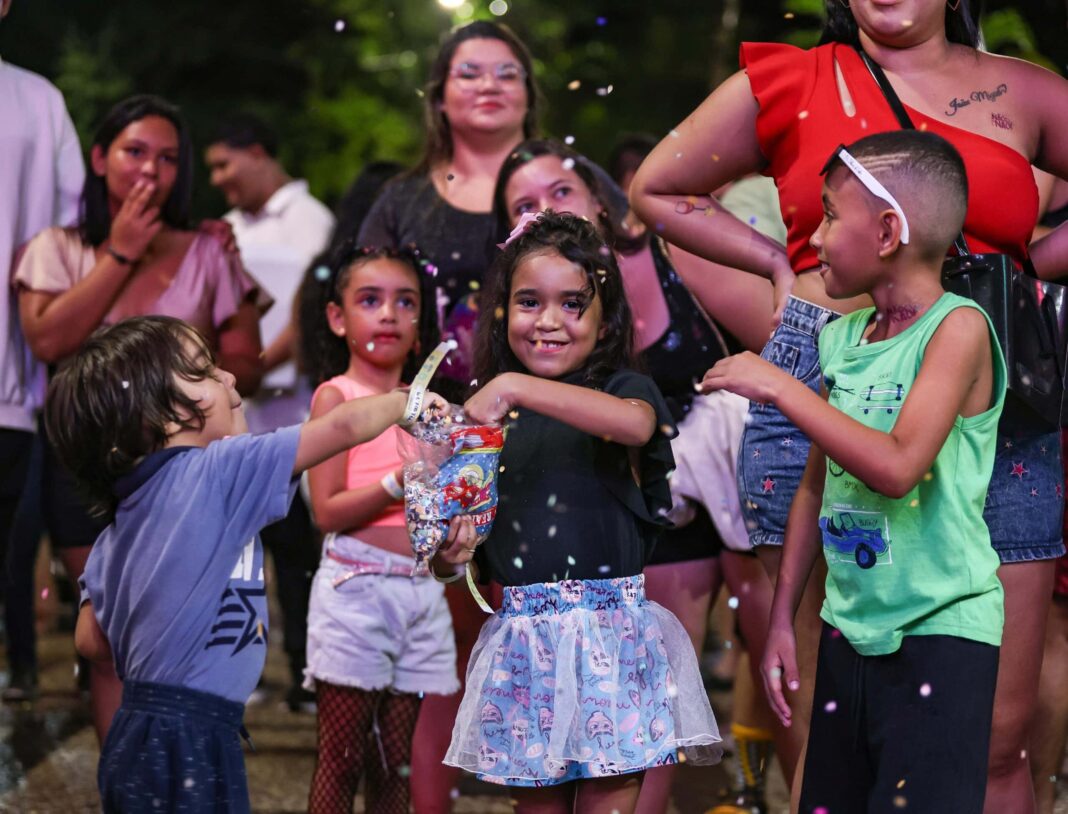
[13,94,267,745]
[301,245,459,814]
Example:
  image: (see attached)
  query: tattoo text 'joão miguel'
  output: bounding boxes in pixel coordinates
[946,83,1008,116]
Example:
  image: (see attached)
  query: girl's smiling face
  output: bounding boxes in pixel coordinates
[506,249,604,379]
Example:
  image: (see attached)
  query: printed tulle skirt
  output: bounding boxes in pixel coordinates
[445,574,722,786]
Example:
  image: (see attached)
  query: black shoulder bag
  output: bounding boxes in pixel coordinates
[857,47,1068,430]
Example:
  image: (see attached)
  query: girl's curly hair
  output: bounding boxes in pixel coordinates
[473,210,635,390]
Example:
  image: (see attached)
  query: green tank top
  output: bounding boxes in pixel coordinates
[817,292,1005,655]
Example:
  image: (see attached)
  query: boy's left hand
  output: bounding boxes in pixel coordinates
[699,351,792,405]
[463,373,519,426]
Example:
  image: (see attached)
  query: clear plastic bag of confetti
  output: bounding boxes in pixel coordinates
[399,404,505,576]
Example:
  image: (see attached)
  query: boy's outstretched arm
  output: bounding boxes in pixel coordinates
[463,373,656,447]
[703,307,994,498]
[75,602,113,663]
[763,439,826,727]
[293,390,446,476]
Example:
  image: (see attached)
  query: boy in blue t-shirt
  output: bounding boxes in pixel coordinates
[46,315,444,813]
[705,131,1006,812]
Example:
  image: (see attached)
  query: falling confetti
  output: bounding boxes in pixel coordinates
[314,264,331,281]
[564,135,575,145]
[596,85,614,96]
[598,564,611,574]
[547,494,557,507]
[366,342,375,351]
[513,557,524,569]
[562,157,576,171]
[727,596,739,609]
[548,525,557,538]
[784,11,795,18]
[798,110,810,120]
[567,555,576,565]
[919,683,931,697]
[568,80,581,91]
[334,19,346,32]
[824,700,837,712]
[122,380,130,389]
[596,16,607,25]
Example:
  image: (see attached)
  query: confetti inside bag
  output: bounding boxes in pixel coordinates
[399,408,505,575]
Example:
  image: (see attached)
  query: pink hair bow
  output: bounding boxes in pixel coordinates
[497,211,541,250]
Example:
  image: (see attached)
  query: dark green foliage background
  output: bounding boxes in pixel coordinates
[2,0,1061,218]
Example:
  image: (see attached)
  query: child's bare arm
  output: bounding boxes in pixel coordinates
[306,385,406,532]
[294,390,446,476]
[763,443,826,726]
[704,307,993,498]
[75,602,113,663]
[464,373,656,447]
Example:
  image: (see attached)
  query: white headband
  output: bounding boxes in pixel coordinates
[832,147,910,245]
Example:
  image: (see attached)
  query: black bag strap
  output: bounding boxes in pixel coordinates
[854,46,971,258]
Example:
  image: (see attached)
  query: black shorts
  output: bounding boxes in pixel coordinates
[801,623,998,814]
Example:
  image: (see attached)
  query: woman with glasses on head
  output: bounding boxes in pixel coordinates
[356,20,538,812]
[630,1,1068,810]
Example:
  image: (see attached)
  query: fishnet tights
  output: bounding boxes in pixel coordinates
[308,682,422,814]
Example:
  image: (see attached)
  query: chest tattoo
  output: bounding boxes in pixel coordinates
[945,83,1008,117]
[990,112,1014,130]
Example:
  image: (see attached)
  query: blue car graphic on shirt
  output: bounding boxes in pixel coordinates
[861,383,904,414]
[820,512,888,569]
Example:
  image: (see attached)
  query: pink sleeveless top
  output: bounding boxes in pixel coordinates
[311,374,406,528]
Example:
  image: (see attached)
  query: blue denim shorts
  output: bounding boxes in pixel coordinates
[984,427,1065,563]
[737,297,838,547]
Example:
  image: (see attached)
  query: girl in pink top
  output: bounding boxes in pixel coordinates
[302,246,458,814]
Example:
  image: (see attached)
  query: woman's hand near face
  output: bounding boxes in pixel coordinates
[108,179,163,261]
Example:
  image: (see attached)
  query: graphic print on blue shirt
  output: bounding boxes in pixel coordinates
[821,505,892,570]
[206,538,268,655]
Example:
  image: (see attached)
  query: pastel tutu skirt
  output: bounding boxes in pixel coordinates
[444,574,722,786]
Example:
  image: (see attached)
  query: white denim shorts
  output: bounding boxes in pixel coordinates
[670,390,751,552]
[304,534,460,695]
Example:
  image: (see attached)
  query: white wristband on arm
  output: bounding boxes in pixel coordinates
[380,471,404,501]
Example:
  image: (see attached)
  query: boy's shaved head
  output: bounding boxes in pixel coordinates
[824,131,969,260]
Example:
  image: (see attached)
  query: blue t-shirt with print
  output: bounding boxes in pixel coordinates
[80,426,301,703]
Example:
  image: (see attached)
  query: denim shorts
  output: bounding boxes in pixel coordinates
[303,535,460,695]
[983,427,1065,563]
[737,297,838,547]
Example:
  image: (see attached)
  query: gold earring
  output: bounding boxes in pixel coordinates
[947,0,961,9]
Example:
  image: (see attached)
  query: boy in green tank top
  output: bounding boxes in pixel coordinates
[705,130,1005,812]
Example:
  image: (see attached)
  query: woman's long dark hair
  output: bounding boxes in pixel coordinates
[298,243,440,388]
[819,0,981,47]
[81,94,193,247]
[415,21,541,174]
[492,139,645,256]
[473,210,635,390]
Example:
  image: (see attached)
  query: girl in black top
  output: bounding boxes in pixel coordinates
[436,211,720,811]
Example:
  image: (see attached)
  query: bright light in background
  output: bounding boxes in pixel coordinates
[438,0,465,9]
[489,0,508,15]
[456,2,475,19]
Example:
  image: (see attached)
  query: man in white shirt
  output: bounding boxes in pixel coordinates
[206,114,334,712]
[0,0,86,700]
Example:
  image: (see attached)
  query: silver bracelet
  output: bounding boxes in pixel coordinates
[431,564,465,583]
